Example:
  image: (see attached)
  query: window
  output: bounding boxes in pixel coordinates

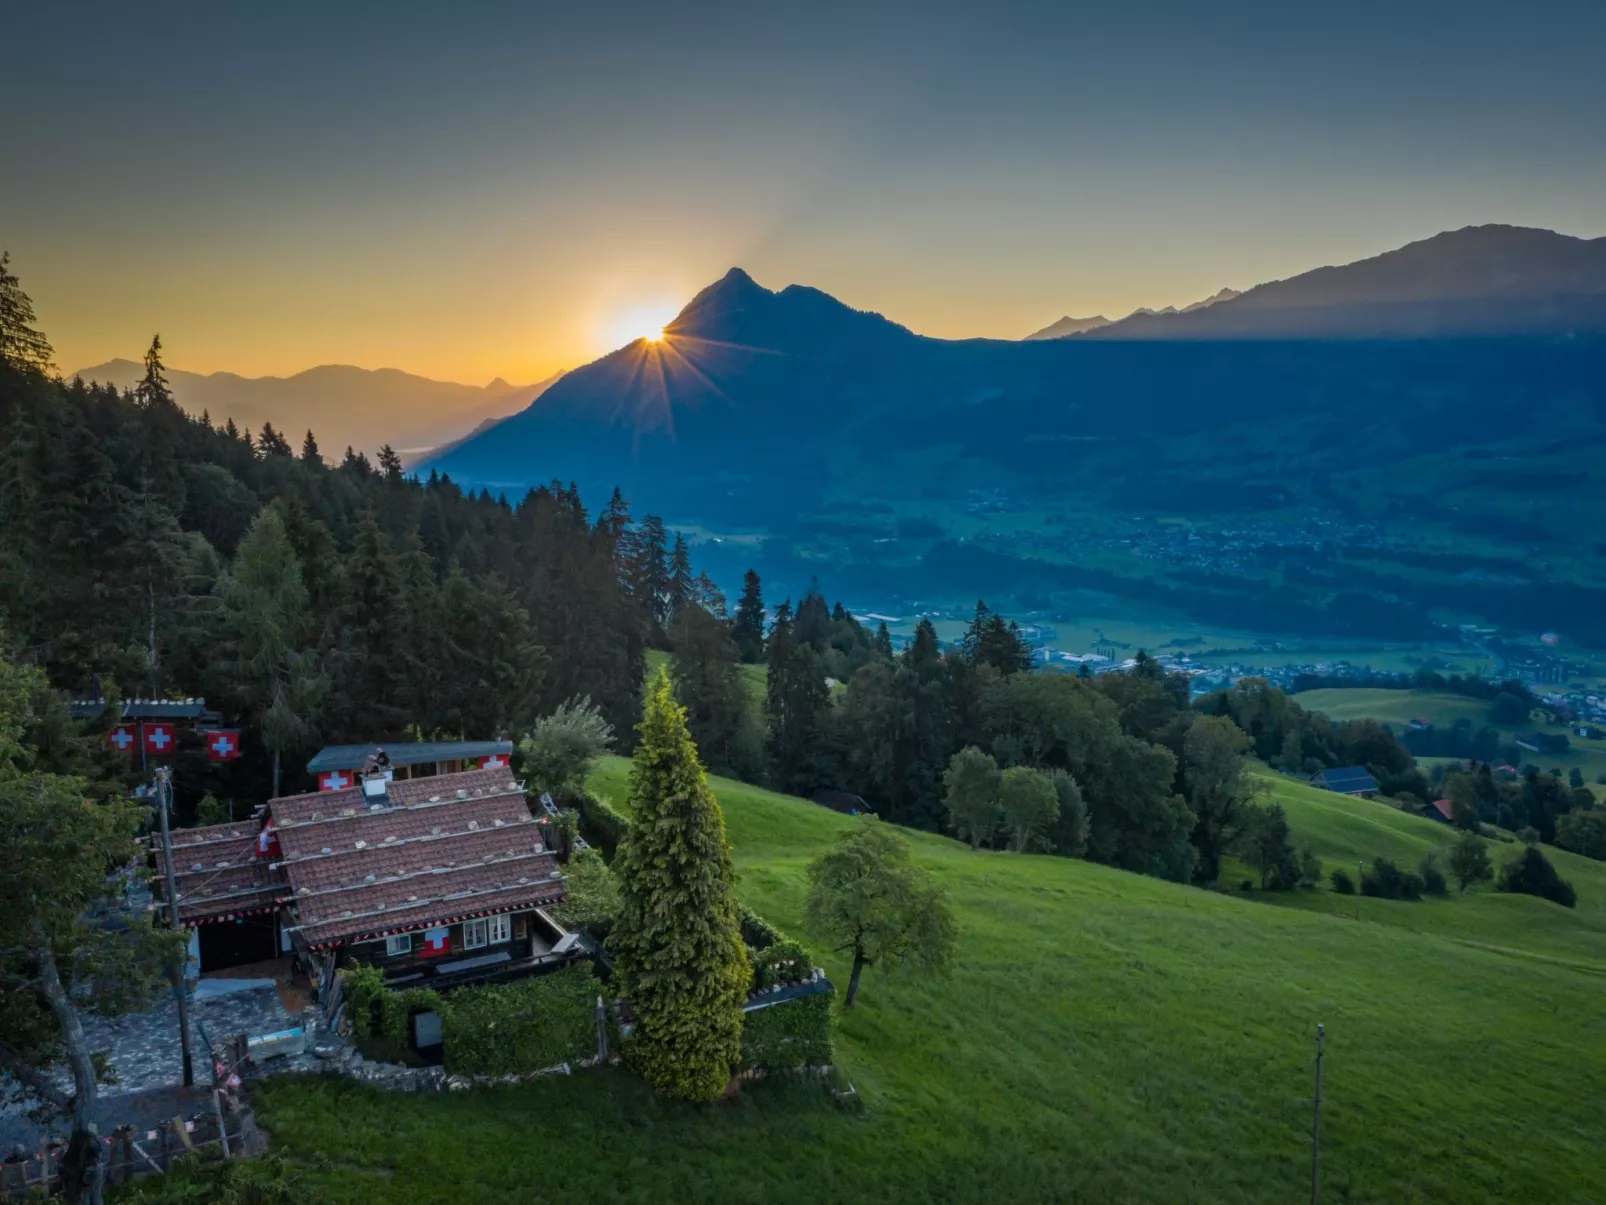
[489,914,511,944]
[385,933,412,957]
[463,919,488,950]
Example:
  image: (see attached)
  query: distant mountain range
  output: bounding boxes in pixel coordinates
[70,360,562,460]
[1024,287,1242,340]
[421,224,1606,642]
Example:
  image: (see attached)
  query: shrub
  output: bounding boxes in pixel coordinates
[1329,868,1355,895]
[740,988,834,1071]
[442,964,598,1075]
[739,903,787,951]
[342,962,599,1074]
[520,697,615,793]
[1448,830,1494,892]
[132,1150,320,1203]
[1497,846,1577,909]
[1517,826,1540,846]
[571,787,632,857]
[1361,857,1423,901]
[1418,855,1449,897]
[1298,846,1323,890]
[548,847,621,939]
[752,938,814,990]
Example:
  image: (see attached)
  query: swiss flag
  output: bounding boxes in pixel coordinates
[478,753,509,770]
[419,927,450,958]
[143,722,176,756]
[107,724,138,754]
[318,769,354,792]
[206,729,242,762]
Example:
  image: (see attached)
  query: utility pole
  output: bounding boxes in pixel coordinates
[1310,1023,1325,1205]
[156,768,195,1087]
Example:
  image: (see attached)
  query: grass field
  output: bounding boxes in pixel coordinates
[1294,687,1606,800]
[250,754,1606,1203]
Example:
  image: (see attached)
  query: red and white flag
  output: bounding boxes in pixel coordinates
[106,724,138,754]
[318,769,354,792]
[206,729,242,762]
[420,927,450,957]
[478,753,509,770]
[142,722,176,756]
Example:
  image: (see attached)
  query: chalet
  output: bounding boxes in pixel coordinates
[1311,765,1380,798]
[306,740,513,791]
[152,742,577,992]
[151,819,288,973]
[269,761,573,990]
[1426,798,1454,823]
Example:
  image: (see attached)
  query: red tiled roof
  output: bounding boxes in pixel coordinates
[268,768,564,947]
[153,822,286,924]
[1429,798,1454,821]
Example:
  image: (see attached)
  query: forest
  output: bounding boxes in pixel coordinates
[2,253,1596,886]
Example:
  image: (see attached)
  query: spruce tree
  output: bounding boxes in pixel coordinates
[0,250,54,372]
[300,429,322,465]
[611,669,750,1100]
[669,603,749,775]
[732,569,766,663]
[667,533,694,624]
[218,501,324,796]
[764,602,829,793]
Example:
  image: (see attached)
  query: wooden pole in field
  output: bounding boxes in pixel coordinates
[1310,1023,1325,1205]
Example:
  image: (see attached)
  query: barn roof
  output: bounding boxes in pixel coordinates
[1314,765,1380,794]
[306,741,513,773]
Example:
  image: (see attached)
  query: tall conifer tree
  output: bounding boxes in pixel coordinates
[610,669,750,1100]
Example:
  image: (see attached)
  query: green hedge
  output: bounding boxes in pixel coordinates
[741,990,834,1071]
[548,847,621,939]
[444,966,599,1075]
[343,962,599,1075]
[738,904,785,951]
[570,787,632,857]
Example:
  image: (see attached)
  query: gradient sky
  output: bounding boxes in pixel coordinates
[6,0,1606,384]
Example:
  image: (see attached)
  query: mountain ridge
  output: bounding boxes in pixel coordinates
[70,359,563,457]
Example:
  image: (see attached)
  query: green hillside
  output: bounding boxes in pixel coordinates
[252,758,1606,1204]
[1293,686,1606,799]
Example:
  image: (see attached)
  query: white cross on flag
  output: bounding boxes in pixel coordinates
[106,724,137,753]
[478,753,509,769]
[206,729,242,762]
[318,769,352,791]
[143,722,176,756]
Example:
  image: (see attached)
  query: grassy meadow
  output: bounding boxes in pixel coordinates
[1294,686,1606,800]
[250,754,1606,1203]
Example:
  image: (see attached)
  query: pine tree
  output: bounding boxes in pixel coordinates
[732,569,766,663]
[218,502,324,796]
[764,602,830,793]
[377,444,404,482]
[0,250,54,372]
[330,508,405,735]
[133,335,174,409]
[300,429,322,465]
[628,515,671,640]
[667,533,694,624]
[610,669,750,1100]
[669,603,750,776]
[258,422,293,457]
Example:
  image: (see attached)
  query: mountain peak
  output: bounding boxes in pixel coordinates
[1023,314,1111,341]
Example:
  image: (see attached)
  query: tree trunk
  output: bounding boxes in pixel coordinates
[844,949,868,1008]
[147,579,160,697]
[35,937,104,1205]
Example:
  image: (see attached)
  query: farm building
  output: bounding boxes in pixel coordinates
[1311,765,1380,798]
[1426,798,1454,823]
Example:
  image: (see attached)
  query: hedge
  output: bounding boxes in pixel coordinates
[344,962,599,1075]
[567,786,632,858]
[548,847,621,940]
[741,989,834,1071]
